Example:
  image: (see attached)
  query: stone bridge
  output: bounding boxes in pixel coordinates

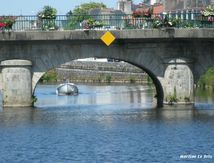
[0,29,214,107]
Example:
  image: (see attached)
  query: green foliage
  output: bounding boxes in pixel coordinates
[184,96,190,103]
[37,6,57,30]
[70,2,106,15]
[165,87,178,104]
[182,21,195,28]
[82,18,104,29]
[40,69,57,83]
[67,2,106,29]
[198,66,214,88]
[129,76,136,83]
[105,75,112,83]
[37,6,57,19]
[201,5,214,16]
[31,95,37,105]
[147,76,152,83]
[153,16,181,28]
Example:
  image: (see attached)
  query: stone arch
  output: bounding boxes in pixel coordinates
[32,57,164,108]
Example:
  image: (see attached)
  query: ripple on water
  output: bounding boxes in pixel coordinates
[0,84,214,162]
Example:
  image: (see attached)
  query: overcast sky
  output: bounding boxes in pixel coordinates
[0,0,142,15]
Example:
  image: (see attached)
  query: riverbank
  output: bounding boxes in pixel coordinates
[198,66,214,89]
[41,61,150,84]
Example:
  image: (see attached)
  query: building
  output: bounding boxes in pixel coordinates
[89,8,125,28]
[117,0,133,14]
[134,1,164,15]
[163,0,214,11]
[142,0,163,5]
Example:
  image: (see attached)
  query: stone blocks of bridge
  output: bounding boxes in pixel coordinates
[0,60,32,107]
[163,59,194,104]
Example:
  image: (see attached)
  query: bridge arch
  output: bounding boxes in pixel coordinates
[32,57,164,108]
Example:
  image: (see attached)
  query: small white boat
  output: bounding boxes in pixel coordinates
[56,83,78,96]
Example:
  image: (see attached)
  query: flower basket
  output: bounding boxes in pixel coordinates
[0,16,16,31]
[37,6,57,30]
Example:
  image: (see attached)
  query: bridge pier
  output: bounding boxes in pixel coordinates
[0,60,32,107]
[163,60,194,104]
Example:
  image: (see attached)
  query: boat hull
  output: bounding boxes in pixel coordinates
[56,83,78,95]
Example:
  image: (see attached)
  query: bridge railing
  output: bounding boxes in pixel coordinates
[0,13,213,31]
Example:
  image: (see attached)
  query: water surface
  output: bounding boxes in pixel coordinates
[0,84,213,162]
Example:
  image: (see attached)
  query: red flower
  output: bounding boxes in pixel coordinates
[0,22,7,27]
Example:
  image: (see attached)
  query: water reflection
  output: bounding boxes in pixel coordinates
[0,85,214,162]
[35,84,156,108]
[195,88,214,109]
[1,105,214,128]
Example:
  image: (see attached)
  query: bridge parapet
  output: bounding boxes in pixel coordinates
[0,29,214,41]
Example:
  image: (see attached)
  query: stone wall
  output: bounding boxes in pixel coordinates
[56,61,148,83]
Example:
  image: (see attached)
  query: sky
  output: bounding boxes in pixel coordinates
[0,0,142,15]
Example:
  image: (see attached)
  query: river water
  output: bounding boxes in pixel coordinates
[0,84,214,162]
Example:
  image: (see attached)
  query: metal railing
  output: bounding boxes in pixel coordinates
[0,13,213,31]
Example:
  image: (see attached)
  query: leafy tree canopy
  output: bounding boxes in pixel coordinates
[67,2,107,15]
[37,6,57,19]
[66,2,107,29]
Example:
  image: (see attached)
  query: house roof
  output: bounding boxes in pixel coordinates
[153,3,164,14]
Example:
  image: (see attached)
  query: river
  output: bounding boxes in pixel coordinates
[0,84,214,162]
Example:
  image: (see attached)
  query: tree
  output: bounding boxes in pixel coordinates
[67,2,107,29]
[68,2,106,15]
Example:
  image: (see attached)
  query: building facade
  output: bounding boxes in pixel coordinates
[164,0,213,11]
[117,0,133,14]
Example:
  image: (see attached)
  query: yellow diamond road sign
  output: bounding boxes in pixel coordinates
[101,31,116,46]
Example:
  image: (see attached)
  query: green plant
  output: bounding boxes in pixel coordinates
[165,87,178,104]
[201,5,214,16]
[129,76,136,83]
[198,66,214,88]
[37,6,57,19]
[152,16,181,28]
[32,95,37,105]
[182,22,194,28]
[40,69,57,83]
[165,94,178,104]
[184,96,190,103]
[67,2,106,29]
[147,76,152,83]
[105,75,112,83]
[37,6,57,30]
